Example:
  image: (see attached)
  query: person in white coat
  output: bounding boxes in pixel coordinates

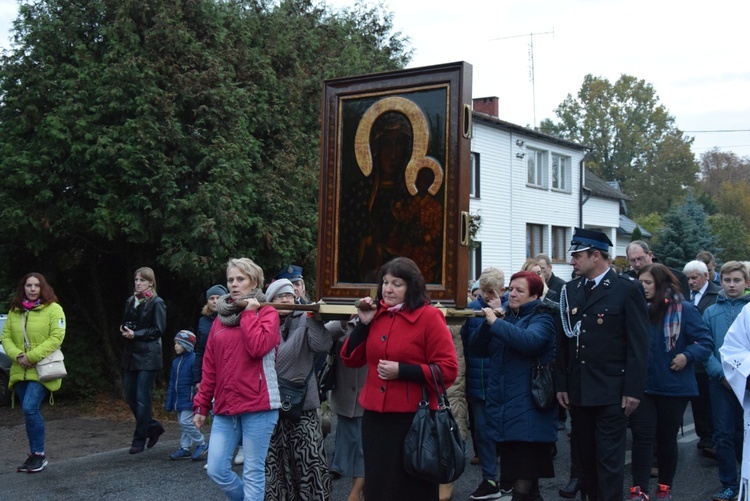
[719,303,750,501]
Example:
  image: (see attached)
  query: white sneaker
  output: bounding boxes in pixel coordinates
[233,446,244,465]
[203,463,208,470]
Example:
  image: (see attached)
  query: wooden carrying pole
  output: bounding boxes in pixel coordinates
[237,299,490,322]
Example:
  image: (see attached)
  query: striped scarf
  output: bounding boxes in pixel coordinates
[662,291,683,352]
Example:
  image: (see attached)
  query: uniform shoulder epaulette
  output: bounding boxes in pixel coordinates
[618,273,637,283]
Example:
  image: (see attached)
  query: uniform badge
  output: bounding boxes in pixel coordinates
[571,307,578,315]
[597,314,604,325]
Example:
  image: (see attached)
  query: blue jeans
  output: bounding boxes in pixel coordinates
[710,380,743,490]
[15,381,48,454]
[471,399,499,481]
[122,369,161,447]
[206,411,278,501]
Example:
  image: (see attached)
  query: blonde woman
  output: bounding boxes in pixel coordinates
[193,258,281,500]
[521,258,557,302]
[119,267,166,454]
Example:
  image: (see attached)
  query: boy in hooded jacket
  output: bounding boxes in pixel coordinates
[165,330,207,461]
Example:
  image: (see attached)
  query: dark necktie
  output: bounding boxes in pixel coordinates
[690,291,697,303]
[585,280,595,299]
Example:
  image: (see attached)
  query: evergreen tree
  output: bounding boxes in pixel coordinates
[0,0,409,395]
[653,192,716,267]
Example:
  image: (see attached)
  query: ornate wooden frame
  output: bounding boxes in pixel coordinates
[317,62,472,308]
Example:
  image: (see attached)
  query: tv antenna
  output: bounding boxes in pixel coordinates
[490,29,554,128]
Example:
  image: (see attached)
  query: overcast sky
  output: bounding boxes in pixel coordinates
[1,0,748,158]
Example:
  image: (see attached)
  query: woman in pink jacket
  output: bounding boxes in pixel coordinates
[193,258,281,501]
[341,257,458,501]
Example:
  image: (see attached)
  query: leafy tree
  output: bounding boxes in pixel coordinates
[708,214,750,263]
[0,0,409,396]
[698,148,750,200]
[634,212,663,238]
[652,192,716,267]
[539,74,699,215]
[712,180,750,230]
[697,149,750,227]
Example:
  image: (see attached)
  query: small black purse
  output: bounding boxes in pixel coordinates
[530,360,555,410]
[403,364,466,483]
[278,371,312,422]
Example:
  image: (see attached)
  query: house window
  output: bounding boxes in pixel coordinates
[470,152,480,198]
[552,154,571,192]
[527,224,545,258]
[552,226,571,261]
[469,242,482,281]
[527,148,546,188]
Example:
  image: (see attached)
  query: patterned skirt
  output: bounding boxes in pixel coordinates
[264,409,332,500]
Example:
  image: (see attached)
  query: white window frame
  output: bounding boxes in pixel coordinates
[552,226,571,262]
[470,152,480,198]
[526,224,545,258]
[527,148,547,188]
[551,154,571,192]
[469,242,482,281]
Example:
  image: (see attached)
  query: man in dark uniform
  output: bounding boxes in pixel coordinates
[556,228,649,501]
[273,265,309,304]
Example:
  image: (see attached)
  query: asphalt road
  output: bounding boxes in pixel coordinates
[0,404,730,500]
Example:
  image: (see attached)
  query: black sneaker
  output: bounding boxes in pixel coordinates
[26,453,47,473]
[470,479,503,500]
[16,455,33,473]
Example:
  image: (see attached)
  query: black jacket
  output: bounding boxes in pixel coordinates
[555,269,649,406]
[547,272,566,298]
[120,295,166,371]
[695,281,722,314]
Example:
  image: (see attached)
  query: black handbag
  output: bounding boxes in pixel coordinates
[316,345,337,402]
[530,360,555,410]
[403,364,466,483]
[278,371,312,422]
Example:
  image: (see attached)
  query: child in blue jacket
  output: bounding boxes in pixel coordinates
[165,330,207,460]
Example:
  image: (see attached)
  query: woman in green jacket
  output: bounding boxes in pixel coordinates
[1,272,66,473]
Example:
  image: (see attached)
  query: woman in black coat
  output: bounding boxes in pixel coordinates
[119,266,167,454]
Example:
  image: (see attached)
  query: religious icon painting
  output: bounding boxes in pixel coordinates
[317,62,473,308]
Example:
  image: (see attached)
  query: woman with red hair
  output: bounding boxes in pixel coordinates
[471,271,558,501]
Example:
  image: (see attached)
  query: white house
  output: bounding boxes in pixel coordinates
[468,97,628,283]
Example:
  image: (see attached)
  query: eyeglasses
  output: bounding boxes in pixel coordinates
[275,293,296,300]
[628,256,648,264]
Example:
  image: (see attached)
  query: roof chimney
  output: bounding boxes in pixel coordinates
[472,97,499,118]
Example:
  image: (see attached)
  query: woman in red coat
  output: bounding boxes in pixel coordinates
[341,257,458,501]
